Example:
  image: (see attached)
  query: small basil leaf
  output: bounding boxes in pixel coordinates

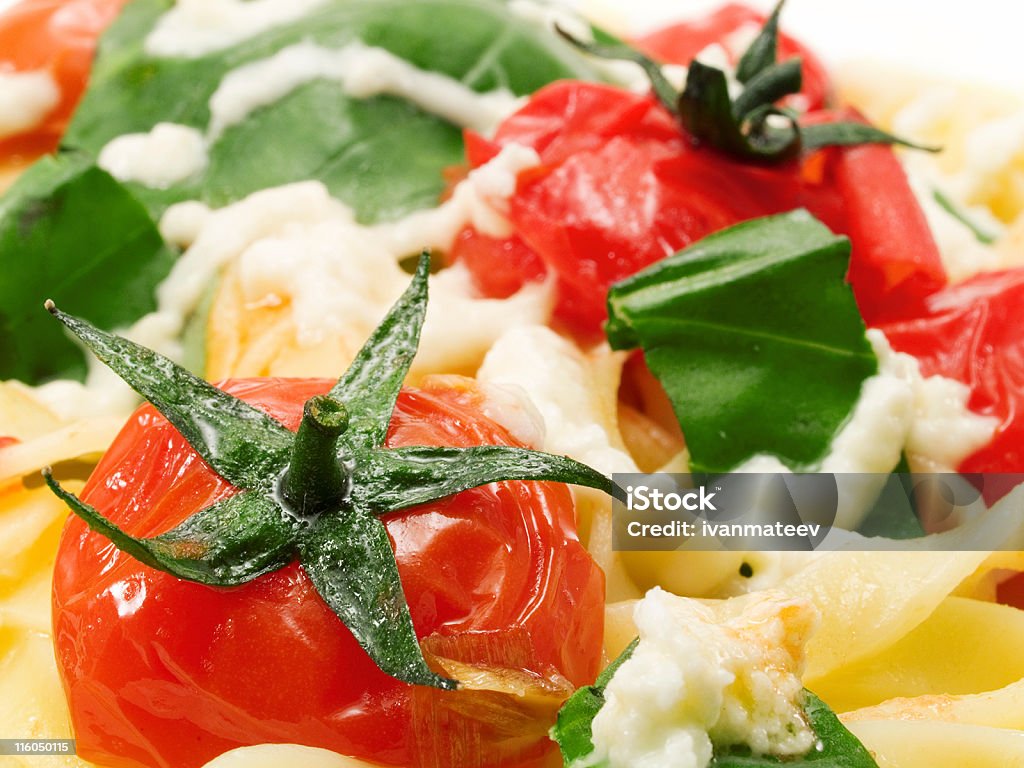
[46,307,294,491]
[606,211,877,473]
[349,445,615,513]
[854,456,925,540]
[554,25,679,116]
[0,153,175,384]
[712,691,879,767]
[299,507,455,690]
[735,0,785,84]
[800,122,940,153]
[551,638,639,766]
[329,253,429,453]
[932,188,998,245]
[44,472,296,586]
[732,58,802,118]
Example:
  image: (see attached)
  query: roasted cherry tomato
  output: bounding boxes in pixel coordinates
[633,2,832,111]
[0,0,127,161]
[452,82,941,338]
[53,378,604,768]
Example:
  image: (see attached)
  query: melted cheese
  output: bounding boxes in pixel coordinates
[30,136,543,417]
[208,41,522,140]
[145,0,330,58]
[98,39,525,194]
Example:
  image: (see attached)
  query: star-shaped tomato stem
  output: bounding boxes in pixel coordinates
[43,253,615,690]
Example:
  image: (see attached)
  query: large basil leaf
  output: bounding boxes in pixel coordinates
[0,153,174,382]
[606,211,877,473]
[65,0,602,223]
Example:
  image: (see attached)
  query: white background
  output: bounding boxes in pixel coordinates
[580,0,1023,89]
[0,0,1021,90]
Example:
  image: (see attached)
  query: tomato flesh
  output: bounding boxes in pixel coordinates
[53,378,603,768]
[0,0,127,161]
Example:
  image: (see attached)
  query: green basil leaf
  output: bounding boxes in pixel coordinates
[933,188,998,245]
[330,253,428,452]
[800,122,939,153]
[350,445,614,513]
[712,692,878,767]
[606,211,877,473]
[735,0,784,84]
[46,306,294,491]
[0,153,174,384]
[202,85,463,223]
[551,638,639,767]
[854,457,925,540]
[66,0,601,224]
[44,474,297,587]
[299,508,455,690]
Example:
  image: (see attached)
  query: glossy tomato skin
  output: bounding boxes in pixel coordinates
[0,0,128,160]
[53,378,604,768]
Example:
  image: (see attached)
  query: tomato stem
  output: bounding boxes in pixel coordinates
[283,395,350,517]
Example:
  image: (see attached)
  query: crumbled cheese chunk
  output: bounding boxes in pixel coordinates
[591,588,819,768]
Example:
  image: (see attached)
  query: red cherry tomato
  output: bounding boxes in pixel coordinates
[53,378,604,768]
[633,2,832,111]
[0,0,127,162]
[451,82,939,339]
